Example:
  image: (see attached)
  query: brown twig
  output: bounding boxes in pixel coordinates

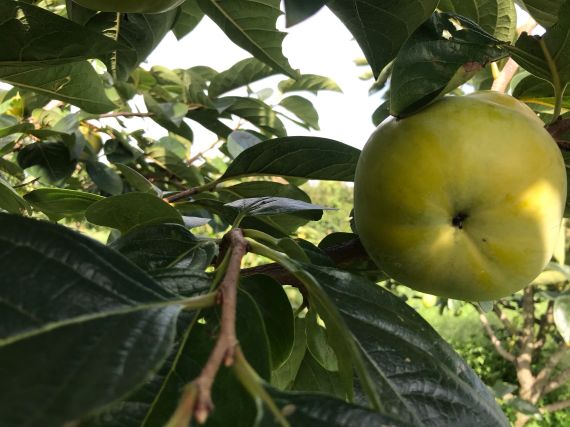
[491,58,520,93]
[187,229,248,424]
[97,112,155,119]
[493,304,518,337]
[543,367,570,395]
[541,398,570,414]
[534,343,569,393]
[547,117,570,138]
[241,237,368,284]
[478,311,516,362]
[188,139,223,165]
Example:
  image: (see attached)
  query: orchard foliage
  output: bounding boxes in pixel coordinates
[0,0,569,426]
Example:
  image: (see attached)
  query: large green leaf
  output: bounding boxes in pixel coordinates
[220,96,287,137]
[209,58,278,98]
[279,74,342,94]
[83,291,270,427]
[17,141,78,184]
[0,62,116,114]
[308,265,510,427]
[111,223,217,272]
[265,388,416,426]
[517,0,565,28]
[327,0,439,78]
[241,275,295,369]
[221,137,360,182]
[173,0,205,39]
[284,0,329,27]
[279,95,320,130]
[508,1,570,98]
[198,0,298,78]
[390,12,507,117]
[86,161,124,195]
[85,193,184,233]
[24,188,104,217]
[0,214,185,427]
[218,181,318,235]
[0,1,122,65]
[84,10,180,81]
[0,175,28,214]
[438,0,517,41]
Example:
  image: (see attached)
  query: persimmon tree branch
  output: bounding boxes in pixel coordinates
[534,343,569,392]
[168,229,248,426]
[493,304,518,337]
[163,179,220,203]
[491,58,519,93]
[541,398,570,414]
[543,367,570,394]
[478,311,516,362]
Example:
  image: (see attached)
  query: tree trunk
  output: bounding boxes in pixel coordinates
[515,412,531,427]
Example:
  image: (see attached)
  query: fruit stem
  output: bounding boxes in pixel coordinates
[539,38,564,123]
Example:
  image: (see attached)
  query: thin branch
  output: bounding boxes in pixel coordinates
[491,58,519,93]
[547,117,570,138]
[188,139,222,165]
[97,112,155,119]
[241,237,369,286]
[174,229,248,425]
[543,367,570,395]
[541,398,570,414]
[534,301,554,350]
[493,304,518,337]
[478,311,516,362]
[534,344,569,393]
[163,180,219,203]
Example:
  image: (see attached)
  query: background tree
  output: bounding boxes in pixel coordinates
[0,1,569,426]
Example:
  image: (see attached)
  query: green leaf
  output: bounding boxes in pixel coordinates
[173,0,205,39]
[0,175,28,213]
[518,0,565,28]
[218,181,316,235]
[221,136,360,182]
[83,291,269,426]
[327,0,439,78]
[220,96,287,137]
[372,100,391,126]
[24,188,104,217]
[85,193,184,233]
[0,157,24,180]
[272,318,308,389]
[111,223,217,271]
[151,269,212,297]
[0,0,122,66]
[86,161,124,196]
[86,11,180,81]
[0,214,184,427]
[144,95,194,141]
[115,163,162,196]
[554,294,570,343]
[186,108,233,138]
[279,95,320,130]
[209,58,278,98]
[292,352,345,398]
[224,196,332,217]
[279,74,342,94]
[198,0,298,78]
[390,12,508,117]
[309,265,510,427]
[0,62,116,114]
[266,388,416,426]
[438,0,517,42]
[227,130,263,159]
[508,2,570,98]
[17,141,77,184]
[241,275,295,369]
[284,0,329,27]
[305,309,338,372]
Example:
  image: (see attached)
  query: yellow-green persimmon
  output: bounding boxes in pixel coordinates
[72,0,185,13]
[354,91,567,301]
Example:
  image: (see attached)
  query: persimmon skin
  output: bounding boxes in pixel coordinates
[354,91,566,301]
